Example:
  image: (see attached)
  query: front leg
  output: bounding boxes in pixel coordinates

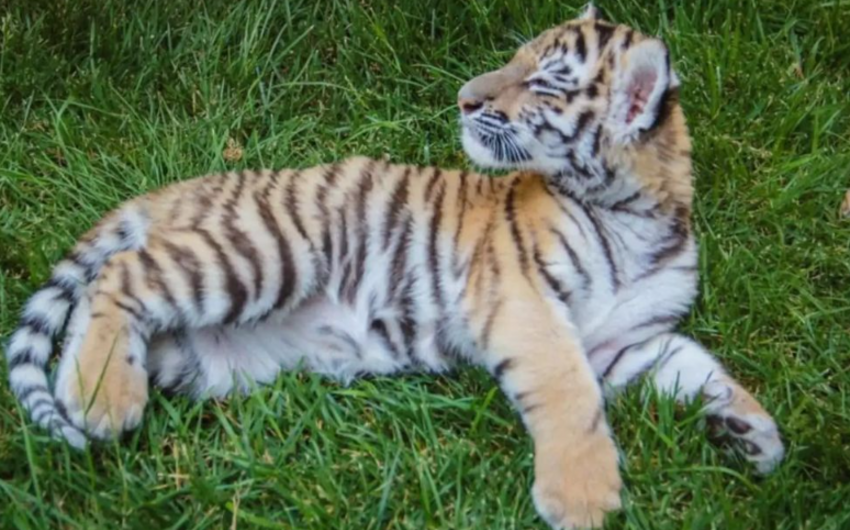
[481,298,621,529]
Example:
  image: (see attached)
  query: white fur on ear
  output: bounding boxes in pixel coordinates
[579,3,599,20]
[670,69,681,89]
[607,39,673,144]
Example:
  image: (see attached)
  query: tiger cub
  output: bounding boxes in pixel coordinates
[6,5,783,528]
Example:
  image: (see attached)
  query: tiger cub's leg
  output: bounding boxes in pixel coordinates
[57,230,316,439]
[483,298,621,529]
[55,254,150,439]
[604,333,784,473]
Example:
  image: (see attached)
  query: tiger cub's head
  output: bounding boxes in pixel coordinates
[458,4,692,205]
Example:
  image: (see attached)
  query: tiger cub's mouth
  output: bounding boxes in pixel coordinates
[460,113,532,169]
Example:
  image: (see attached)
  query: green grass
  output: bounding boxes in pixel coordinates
[1,0,849,528]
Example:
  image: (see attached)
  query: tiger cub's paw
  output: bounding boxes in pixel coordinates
[532,432,622,529]
[704,381,785,474]
[56,326,149,441]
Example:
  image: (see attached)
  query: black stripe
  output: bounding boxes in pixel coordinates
[323,162,340,186]
[563,157,591,187]
[505,180,530,276]
[338,200,350,267]
[337,206,353,301]
[610,191,642,211]
[318,325,362,359]
[16,384,49,403]
[553,110,594,149]
[197,229,248,323]
[398,286,418,360]
[621,29,634,50]
[632,314,682,330]
[33,402,56,425]
[116,262,150,322]
[110,294,145,322]
[44,275,78,303]
[20,315,52,336]
[116,221,131,244]
[532,240,571,306]
[222,172,264,298]
[582,206,619,289]
[480,298,503,350]
[279,170,321,288]
[137,249,178,314]
[317,164,341,267]
[189,187,217,228]
[383,167,411,250]
[8,348,38,370]
[53,399,72,424]
[602,345,631,378]
[284,170,309,241]
[574,29,587,62]
[649,209,689,265]
[29,397,52,412]
[590,124,602,156]
[486,236,502,282]
[345,161,377,303]
[423,167,441,203]
[655,342,684,373]
[68,250,98,283]
[28,397,55,416]
[452,171,469,275]
[389,216,414,301]
[370,319,400,359]
[551,195,587,238]
[427,181,447,308]
[595,22,615,50]
[521,404,541,416]
[549,227,591,289]
[493,357,514,379]
[535,112,589,144]
[253,191,297,312]
[160,240,205,316]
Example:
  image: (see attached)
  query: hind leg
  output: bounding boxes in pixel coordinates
[603,333,784,473]
[56,227,317,440]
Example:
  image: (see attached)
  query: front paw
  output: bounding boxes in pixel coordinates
[532,433,622,529]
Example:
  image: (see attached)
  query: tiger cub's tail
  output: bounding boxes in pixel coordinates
[5,205,150,448]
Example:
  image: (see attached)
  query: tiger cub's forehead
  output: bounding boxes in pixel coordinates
[522,21,643,67]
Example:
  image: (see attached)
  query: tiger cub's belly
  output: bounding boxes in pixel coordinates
[147,296,449,397]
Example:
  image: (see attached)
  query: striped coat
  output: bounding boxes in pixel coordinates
[6,6,783,529]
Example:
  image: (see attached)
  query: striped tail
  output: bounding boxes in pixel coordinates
[5,205,149,448]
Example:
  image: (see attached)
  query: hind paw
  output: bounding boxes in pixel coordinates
[58,361,148,440]
[56,328,149,440]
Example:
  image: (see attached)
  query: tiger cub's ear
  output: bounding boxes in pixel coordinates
[579,3,599,20]
[607,39,679,145]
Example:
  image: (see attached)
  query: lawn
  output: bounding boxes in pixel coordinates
[1,0,849,528]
